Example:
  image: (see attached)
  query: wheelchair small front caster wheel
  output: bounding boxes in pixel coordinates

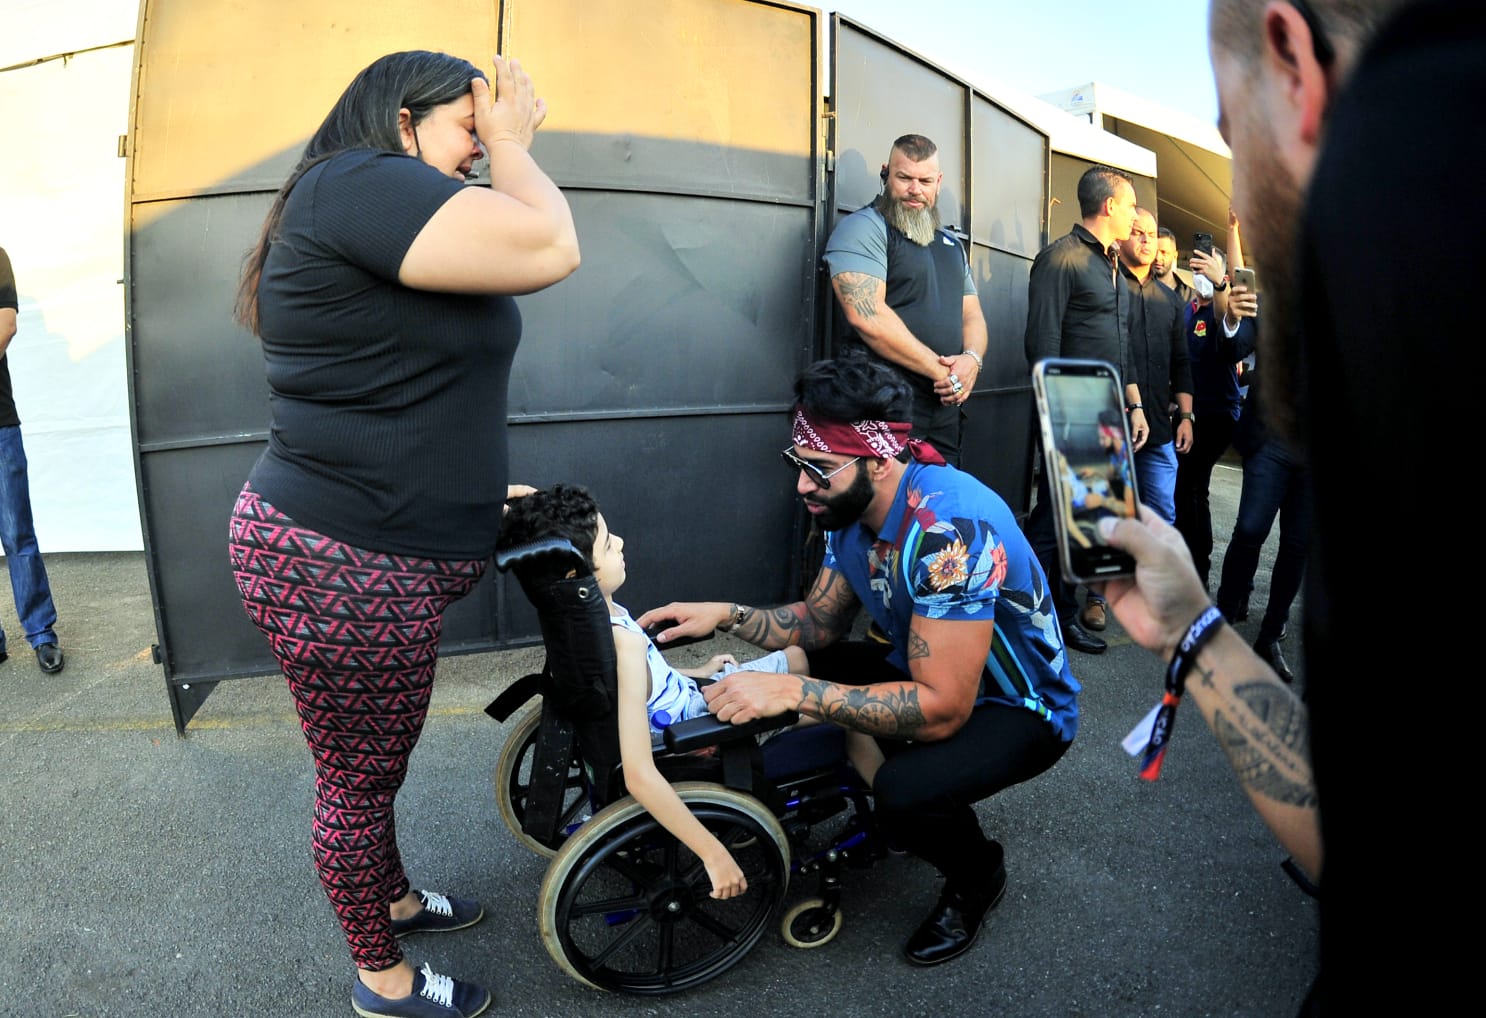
[780,897,842,948]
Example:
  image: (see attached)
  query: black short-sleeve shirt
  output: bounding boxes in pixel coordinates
[248,150,521,558]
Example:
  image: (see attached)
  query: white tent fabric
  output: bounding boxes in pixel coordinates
[1,4,142,553]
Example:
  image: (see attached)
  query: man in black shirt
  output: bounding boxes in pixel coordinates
[1153,227,1197,307]
[1023,165,1148,654]
[1121,208,1193,527]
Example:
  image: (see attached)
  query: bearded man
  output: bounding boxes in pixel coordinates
[822,134,988,466]
[1093,0,1465,1013]
[640,355,1080,970]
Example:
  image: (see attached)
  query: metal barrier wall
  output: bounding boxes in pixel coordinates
[125,0,1048,730]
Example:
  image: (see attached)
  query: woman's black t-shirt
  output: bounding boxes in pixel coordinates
[249,149,521,559]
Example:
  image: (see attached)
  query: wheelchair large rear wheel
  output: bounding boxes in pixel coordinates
[493,704,592,857]
[538,782,790,994]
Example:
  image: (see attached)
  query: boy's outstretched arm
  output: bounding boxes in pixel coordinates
[612,625,746,899]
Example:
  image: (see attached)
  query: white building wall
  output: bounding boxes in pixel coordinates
[0,1,144,551]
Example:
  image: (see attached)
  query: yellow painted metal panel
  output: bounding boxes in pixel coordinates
[506,0,813,158]
[131,0,498,203]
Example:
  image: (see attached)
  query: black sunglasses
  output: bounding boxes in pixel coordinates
[781,447,861,489]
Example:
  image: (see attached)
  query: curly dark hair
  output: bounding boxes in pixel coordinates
[497,484,601,579]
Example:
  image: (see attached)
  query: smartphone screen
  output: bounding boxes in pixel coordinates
[1032,358,1140,584]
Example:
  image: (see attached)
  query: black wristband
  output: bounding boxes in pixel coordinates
[1165,605,1224,695]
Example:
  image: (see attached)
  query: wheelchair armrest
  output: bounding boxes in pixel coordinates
[662,711,799,754]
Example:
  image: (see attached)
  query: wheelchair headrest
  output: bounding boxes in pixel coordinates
[495,537,588,575]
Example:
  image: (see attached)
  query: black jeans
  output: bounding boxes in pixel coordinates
[1025,466,1079,625]
[810,641,1070,889]
[1174,410,1238,587]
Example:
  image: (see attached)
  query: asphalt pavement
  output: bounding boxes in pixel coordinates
[0,456,1315,1018]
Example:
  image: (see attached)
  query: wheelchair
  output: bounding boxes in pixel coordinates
[485,539,888,995]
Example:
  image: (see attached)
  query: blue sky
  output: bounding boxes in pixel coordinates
[829,0,1220,127]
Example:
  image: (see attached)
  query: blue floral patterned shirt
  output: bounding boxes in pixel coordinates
[823,461,1080,741]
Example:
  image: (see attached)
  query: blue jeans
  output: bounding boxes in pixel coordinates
[0,426,58,650]
[1215,438,1309,645]
[1135,441,1179,524]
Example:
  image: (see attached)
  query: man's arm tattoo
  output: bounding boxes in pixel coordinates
[796,677,928,739]
[731,570,859,650]
[1207,672,1317,809]
[835,272,881,320]
[906,630,930,661]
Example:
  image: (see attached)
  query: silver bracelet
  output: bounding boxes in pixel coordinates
[962,349,983,370]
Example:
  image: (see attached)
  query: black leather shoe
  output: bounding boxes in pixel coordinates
[903,863,1008,966]
[36,643,64,674]
[1255,638,1293,684]
[1061,619,1107,655]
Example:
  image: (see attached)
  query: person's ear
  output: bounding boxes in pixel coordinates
[1260,1,1330,147]
[397,107,416,155]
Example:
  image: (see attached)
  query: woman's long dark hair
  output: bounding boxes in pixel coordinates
[234,50,485,334]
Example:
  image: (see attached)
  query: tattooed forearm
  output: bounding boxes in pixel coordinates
[1210,680,1316,808]
[796,678,928,738]
[730,573,858,651]
[835,272,882,321]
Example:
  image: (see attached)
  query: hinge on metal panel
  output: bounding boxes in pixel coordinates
[117,135,127,158]
[151,643,161,664]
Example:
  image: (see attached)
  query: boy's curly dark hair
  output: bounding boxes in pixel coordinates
[497,484,601,578]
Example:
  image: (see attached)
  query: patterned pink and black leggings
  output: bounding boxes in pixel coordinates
[228,484,485,971]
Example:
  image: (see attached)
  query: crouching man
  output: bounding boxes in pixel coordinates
[640,354,1081,966]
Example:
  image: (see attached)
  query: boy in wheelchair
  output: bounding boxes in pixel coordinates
[499,484,883,902]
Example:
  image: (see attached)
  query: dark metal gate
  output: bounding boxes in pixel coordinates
[124,0,1048,731]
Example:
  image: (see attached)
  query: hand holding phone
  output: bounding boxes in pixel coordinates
[1032,359,1140,584]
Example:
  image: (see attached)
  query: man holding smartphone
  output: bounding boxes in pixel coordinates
[1024,164,1147,654]
[1096,0,1461,1013]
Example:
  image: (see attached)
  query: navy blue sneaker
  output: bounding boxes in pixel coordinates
[352,963,491,1018]
[391,890,484,938]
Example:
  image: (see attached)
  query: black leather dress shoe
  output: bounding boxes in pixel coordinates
[1255,638,1293,684]
[1061,619,1107,655]
[903,862,1008,966]
[36,643,64,674]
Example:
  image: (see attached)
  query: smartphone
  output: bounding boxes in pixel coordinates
[1193,232,1214,256]
[1232,266,1257,292]
[1031,358,1140,584]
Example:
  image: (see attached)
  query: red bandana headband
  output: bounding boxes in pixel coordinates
[790,405,946,466]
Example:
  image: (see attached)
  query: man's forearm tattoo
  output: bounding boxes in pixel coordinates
[734,570,858,650]
[836,272,881,320]
[1209,674,1317,809]
[796,677,928,738]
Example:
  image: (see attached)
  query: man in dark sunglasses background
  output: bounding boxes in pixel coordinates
[642,354,1079,970]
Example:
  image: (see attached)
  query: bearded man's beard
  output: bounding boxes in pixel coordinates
[805,461,874,531]
[875,192,940,247]
[1243,136,1305,453]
